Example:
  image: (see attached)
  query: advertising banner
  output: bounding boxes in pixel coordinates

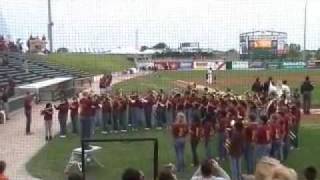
[178,61,193,71]
[249,61,266,69]
[266,62,281,69]
[154,61,180,70]
[307,61,320,69]
[208,61,226,70]
[282,62,306,69]
[193,61,208,70]
[232,61,249,70]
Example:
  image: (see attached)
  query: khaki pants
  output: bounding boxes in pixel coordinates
[45,120,53,137]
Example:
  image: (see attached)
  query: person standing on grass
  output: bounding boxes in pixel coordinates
[190,116,201,167]
[24,91,33,135]
[255,115,271,162]
[229,122,244,180]
[101,96,113,134]
[300,76,314,115]
[244,114,258,175]
[251,77,263,94]
[0,160,8,180]
[55,98,69,138]
[69,96,79,134]
[79,92,93,149]
[171,112,188,172]
[202,116,215,159]
[41,103,53,141]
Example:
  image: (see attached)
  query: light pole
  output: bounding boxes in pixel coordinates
[48,0,53,52]
[303,0,308,61]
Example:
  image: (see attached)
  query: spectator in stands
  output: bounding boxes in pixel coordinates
[122,168,144,180]
[191,159,230,180]
[300,76,314,115]
[0,160,8,180]
[304,166,317,180]
[1,54,8,66]
[41,103,53,141]
[24,91,33,135]
[68,173,83,180]
[171,112,188,172]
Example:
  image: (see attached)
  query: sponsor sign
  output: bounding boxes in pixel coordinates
[193,61,208,70]
[282,62,306,69]
[232,61,249,70]
[249,61,265,69]
[178,62,193,71]
[208,61,226,70]
[266,62,281,69]
[307,61,320,69]
[154,61,180,70]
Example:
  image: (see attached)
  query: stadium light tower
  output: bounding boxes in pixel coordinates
[303,0,308,61]
[48,0,54,52]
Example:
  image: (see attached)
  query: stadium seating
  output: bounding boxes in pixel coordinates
[0,53,92,88]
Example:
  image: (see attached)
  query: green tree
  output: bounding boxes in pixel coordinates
[153,42,168,49]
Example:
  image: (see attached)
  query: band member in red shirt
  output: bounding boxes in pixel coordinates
[202,116,215,159]
[101,96,112,134]
[190,116,201,166]
[244,114,258,174]
[144,91,155,129]
[229,122,244,180]
[79,92,93,149]
[55,98,69,138]
[24,92,33,135]
[291,105,301,148]
[41,103,53,141]
[255,115,272,162]
[171,112,188,172]
[69,96,79,134]
[217,110,229,161]
[270,114,283,161]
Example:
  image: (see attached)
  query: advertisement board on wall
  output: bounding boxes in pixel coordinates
[193,61,208,70]
[154,61,180,70]
[307,61,320,69]
[178,62,193,71]
[249,61,266,69]
[208,61,226,70]
[232,61,249,70]
[282,62,306,69]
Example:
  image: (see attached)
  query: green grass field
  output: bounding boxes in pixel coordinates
[114,70,320,106]
[47,54,135,74]
[27,123,320,180]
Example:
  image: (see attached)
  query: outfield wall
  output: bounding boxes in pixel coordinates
[137,59,320,71]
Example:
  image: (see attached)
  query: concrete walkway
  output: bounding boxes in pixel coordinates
[0,71,150,180]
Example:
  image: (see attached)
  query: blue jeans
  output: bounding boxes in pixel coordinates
[102,112,112,132]
[283,137,290,161]
[244,143,255,174]
[204,139,214,159]
[58,115,67,135]
[174,137,186,172]
[80,116,92,149]
[255,144,271,163]
[271,140,283,161]
[230,156,242,180]
[218,132,227,160]
[184,108,192,123]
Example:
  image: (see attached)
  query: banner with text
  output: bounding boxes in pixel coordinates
[282,61,306,69]
[232,61,249,70]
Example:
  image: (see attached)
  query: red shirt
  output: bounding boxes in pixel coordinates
[280,114,291,138]
[202,121,214,141]
[80,98,93,117]
[42,108,53,121]
[172,123,188,138]
[218,117,230,133]
[190,122,201,140]
[256,124,271,144]
[0,173,8,180]
[70,101,79,117]
[229,130,244,158]
[102,100,112,113]
[271,122,282,141]
[24,95,32,111]
[56,102,69,117]
[244,122,257,143]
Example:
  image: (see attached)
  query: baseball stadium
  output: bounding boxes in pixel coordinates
[0,0,320,180]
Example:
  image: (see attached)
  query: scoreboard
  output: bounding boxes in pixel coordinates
[240,31,288,59]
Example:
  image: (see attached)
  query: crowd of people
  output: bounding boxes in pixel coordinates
[16,74,315,179]
[0,35,23,53]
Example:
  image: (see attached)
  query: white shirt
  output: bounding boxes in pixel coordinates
[207,69,213,76]
[282,84,291,97]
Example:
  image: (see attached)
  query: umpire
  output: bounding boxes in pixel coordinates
[300,76,314,115]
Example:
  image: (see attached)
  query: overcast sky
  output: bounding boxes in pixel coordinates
[1,0,320,51]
